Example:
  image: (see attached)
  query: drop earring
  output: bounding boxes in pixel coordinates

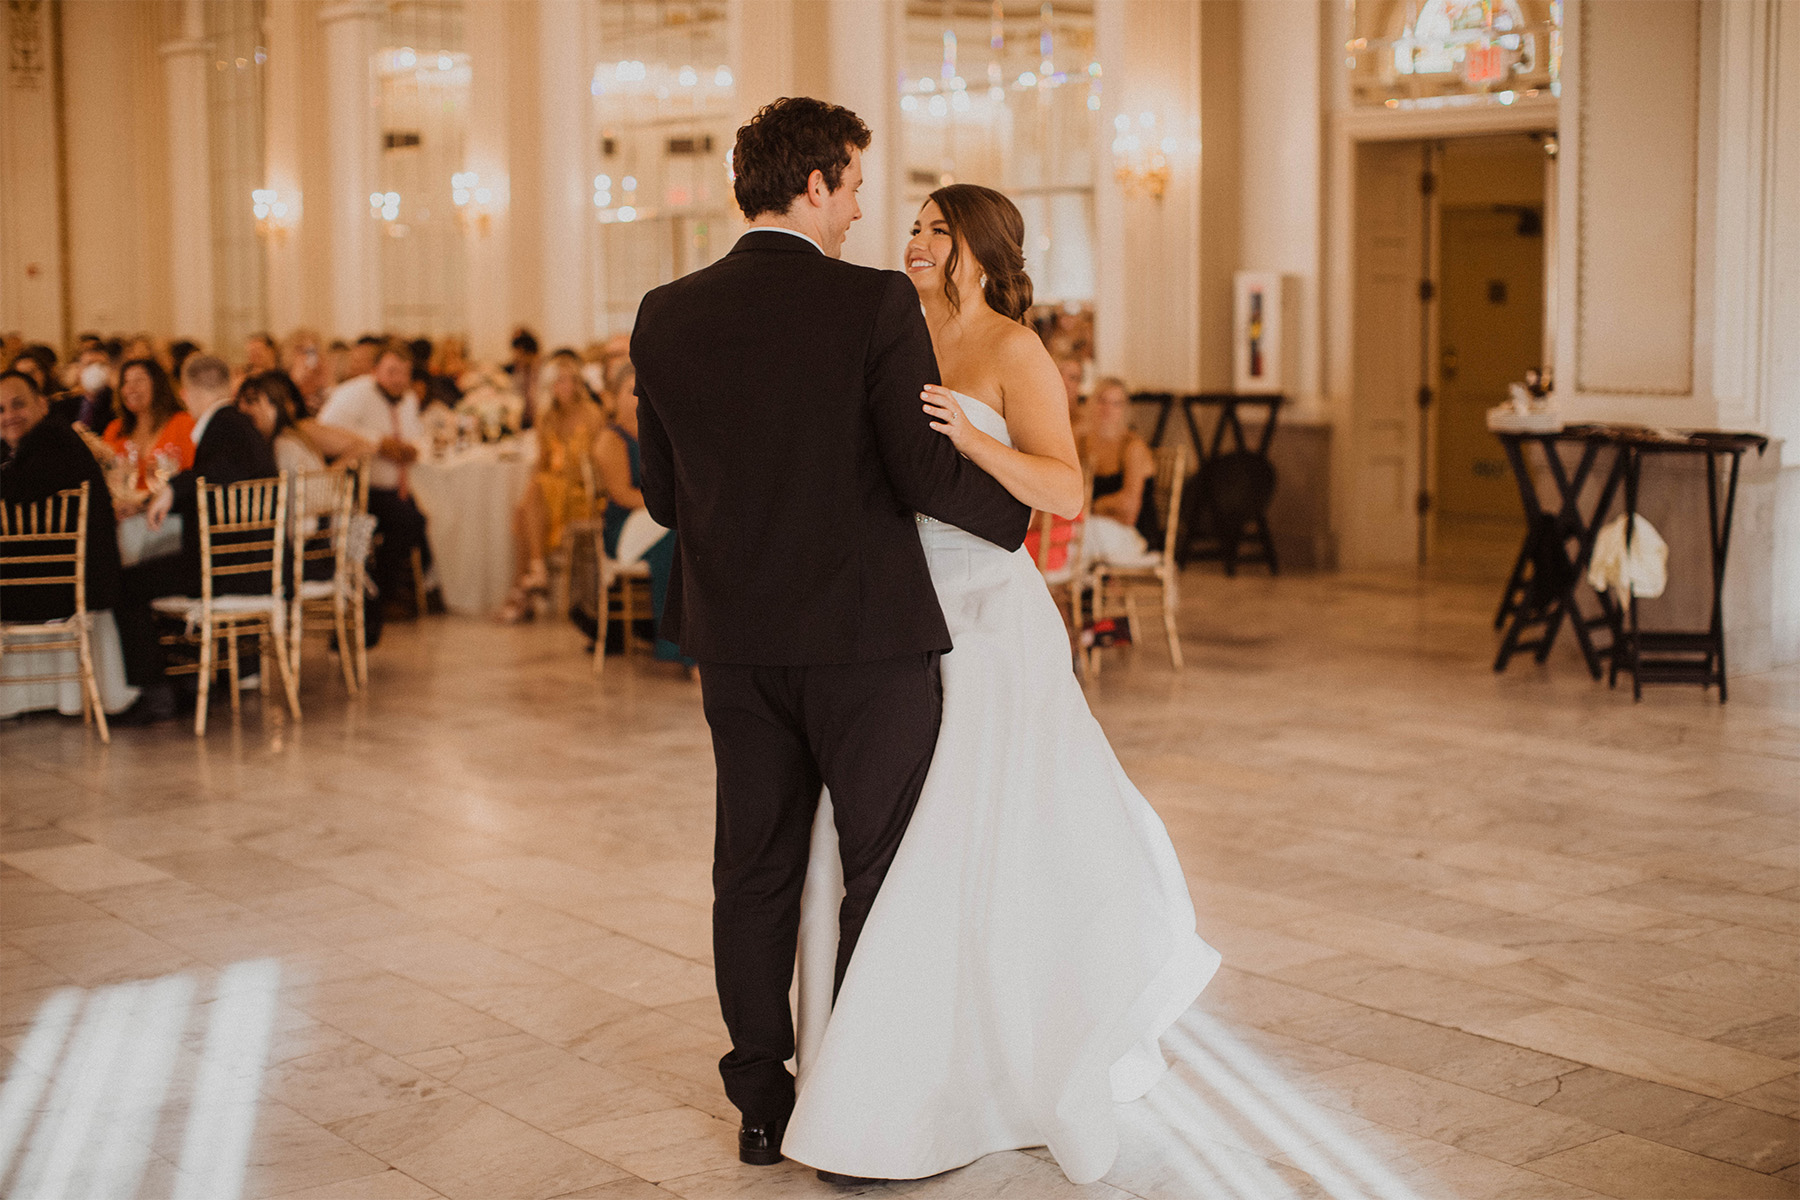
[979,273,988,289]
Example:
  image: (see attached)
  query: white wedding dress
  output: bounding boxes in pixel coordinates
[780,394,1220,1184]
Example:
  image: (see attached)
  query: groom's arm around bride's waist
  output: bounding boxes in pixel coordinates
[864,272,1029,551]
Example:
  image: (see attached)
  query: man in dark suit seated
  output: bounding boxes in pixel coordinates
[113,354,278,724]
[0,369,121,622]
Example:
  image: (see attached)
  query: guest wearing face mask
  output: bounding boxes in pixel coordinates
[50,345,117,431]
[318,339,432,615]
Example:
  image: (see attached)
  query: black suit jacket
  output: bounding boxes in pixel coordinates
[0,417,122,621]
[164,406,278,592]
[631,230,1031,665]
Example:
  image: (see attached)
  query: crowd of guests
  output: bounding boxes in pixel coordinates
[1,323,686,725]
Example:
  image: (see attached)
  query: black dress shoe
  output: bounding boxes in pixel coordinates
[818,1169,887,1186]
[738,1117,787,1166]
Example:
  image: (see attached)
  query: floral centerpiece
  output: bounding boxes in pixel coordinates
[454,369,524,443]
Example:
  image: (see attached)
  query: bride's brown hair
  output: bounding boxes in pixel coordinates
[925,184,1034,324]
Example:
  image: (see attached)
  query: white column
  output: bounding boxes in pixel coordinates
[828,0,901,269]
[263,0,305,333]
[320,2,383,337]
[161,0,214,343]
[462,0,513,361]
[537,0,594,347]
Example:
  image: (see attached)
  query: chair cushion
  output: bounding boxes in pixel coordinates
[297,580,338,600]
[0,616,83,635]
[152,594,280,617]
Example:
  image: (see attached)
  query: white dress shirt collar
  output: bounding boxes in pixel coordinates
[744,225,822,253]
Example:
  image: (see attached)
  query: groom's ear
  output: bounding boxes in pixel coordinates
[805,168,830,207]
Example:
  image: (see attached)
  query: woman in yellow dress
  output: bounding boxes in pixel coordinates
[498,352,606,622]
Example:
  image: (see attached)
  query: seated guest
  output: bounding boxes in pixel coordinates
[592,365,690,667]
[317,340,431,615]
[237,370,375,474]
[47,341,117,437]
[498,353,605,622]
[244,331,280,375]
[11,345,59,401]
[282,328,333,416]
[1056,351,1087,438]
[101,358,195,505]
[426,336,469,408]
[0,369,121,623]
[505,328,541,426]
[1079,377,1162,565]
[167,340,200,385]
[112,354,277,723]
[342,334,384,383]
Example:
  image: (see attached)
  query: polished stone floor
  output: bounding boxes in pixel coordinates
[2,562,1797,1200]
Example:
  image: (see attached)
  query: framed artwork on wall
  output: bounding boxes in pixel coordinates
[1234,272,1294,394]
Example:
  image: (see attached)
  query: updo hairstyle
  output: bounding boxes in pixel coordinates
[925,183,1035,324]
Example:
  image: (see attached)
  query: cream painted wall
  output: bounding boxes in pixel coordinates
[1198,0,1242,394]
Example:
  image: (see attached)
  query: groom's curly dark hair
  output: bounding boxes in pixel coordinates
[731,97,871,220]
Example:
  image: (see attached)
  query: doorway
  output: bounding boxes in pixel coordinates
[1433,136,1547,571]
[1346,130,1552,573]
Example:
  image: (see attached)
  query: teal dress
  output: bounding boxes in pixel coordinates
[602,425,690,665]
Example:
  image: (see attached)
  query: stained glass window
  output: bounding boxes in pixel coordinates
[1347,0,1561,111]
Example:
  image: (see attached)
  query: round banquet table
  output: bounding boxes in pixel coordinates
[409,432,537,617]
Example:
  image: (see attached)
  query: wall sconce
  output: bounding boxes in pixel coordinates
[451,172,495,236]
[370,190,402,228]
[251,189,298,240]
[1112,111,1174,200]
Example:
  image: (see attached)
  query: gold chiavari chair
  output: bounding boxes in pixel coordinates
[589,527,653,678]
[152,475,300,735]
[288,467,359,694]
[341,460,375,690]
[1085,443,1188,676]
[0,483,108,742]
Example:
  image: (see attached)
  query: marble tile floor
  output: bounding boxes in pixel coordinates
[1,564,1796,1200]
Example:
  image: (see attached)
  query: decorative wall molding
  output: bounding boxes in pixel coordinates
[8,0,45,86]
[1574,0,1703,398]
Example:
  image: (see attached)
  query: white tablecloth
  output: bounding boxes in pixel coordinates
[409,433,537,616]
[0,610,139,718]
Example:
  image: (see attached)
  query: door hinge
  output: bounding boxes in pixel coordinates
[1417,491,1433,516]
[1421,171,1437,197]
[1417,386,1433,410]
[1419,279,1436,303]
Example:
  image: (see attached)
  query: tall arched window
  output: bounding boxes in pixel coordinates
[376,0,469,335]
[899,1,1098,317]
[590,0,736,334]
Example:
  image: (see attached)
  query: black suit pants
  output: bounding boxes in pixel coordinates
[366,488,431,603]
[698,651,943,1126]
[115,554,198,687]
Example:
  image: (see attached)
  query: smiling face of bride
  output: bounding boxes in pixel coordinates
[905,200,984,312]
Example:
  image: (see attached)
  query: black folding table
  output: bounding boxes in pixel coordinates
[1491,429,1625,679]
[1491,423,1767,702]
[1605,428,1768,701]
[1141,392,1284,575]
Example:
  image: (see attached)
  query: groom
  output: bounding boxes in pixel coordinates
[631,97,1030,1168]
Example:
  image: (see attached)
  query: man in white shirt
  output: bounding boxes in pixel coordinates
[319,339,433,615]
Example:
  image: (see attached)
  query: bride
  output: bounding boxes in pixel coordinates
[779,184,1221,1185]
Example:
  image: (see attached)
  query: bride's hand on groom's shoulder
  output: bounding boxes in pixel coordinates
[922,385,980,454]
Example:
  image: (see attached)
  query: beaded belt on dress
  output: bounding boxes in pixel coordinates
[915,513,939,525]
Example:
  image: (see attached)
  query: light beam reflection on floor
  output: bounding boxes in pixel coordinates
[1125,1008,1435,1200]
[0,959,280,1200]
